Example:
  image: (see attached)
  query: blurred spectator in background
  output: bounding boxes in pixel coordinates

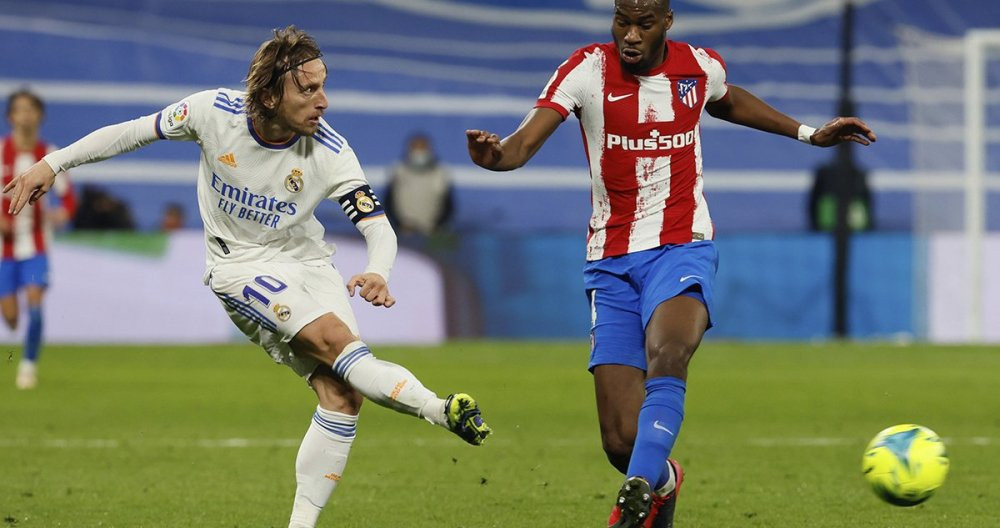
[160,202,186,231]
[384,133,453,237]
[1,88,76,389]
[72,184,135,230]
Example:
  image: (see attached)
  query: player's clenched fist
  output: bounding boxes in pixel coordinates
[3,159,57,215]
[465,129,503,169]
[347,272,396,308]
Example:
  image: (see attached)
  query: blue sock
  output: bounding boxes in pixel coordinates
[24,306,43,363]
[626,376,686,489]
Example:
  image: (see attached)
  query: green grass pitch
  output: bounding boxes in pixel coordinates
[1,342,998,527]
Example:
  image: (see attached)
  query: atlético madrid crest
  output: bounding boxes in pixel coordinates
[677,79,699,109]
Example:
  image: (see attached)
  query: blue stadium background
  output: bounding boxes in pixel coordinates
[2,0,998,340]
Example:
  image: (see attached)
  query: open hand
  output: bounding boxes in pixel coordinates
[3,159,57,215]
[810,117,877,147]
[465,129,504,168]
[346,272,396,308]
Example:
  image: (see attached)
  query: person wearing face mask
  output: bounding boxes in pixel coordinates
[384,133,454,237]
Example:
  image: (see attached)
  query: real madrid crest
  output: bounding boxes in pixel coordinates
[355,190,375,213]
[285,168,304,193]
[273,304,292,322]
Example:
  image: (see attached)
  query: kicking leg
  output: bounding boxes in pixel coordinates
[611,294,706,528]
[291,314,491,445]
[288,368,362,528]
[587,275,684,528]
[599,364,683,528]
[625,293,707,488]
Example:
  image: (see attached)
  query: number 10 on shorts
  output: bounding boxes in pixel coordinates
[242,275,288,307]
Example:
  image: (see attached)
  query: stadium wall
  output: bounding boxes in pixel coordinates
[35,231,447,345]
[446,232,920,341]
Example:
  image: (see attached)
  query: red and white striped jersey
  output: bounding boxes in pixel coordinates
[536,40,729,261]
[1,137,76,260]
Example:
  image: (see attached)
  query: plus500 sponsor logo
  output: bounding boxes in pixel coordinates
[606,129,696,151]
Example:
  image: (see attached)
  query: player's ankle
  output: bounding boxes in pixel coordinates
[419,398,447,427]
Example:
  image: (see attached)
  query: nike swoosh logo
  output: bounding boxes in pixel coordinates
[653,421,675,436]
[607,93,633,102]
[679,275,701,283]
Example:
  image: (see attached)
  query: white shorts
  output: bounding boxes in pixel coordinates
[208,260,360,378]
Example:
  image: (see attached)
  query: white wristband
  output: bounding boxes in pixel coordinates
[797,124,816,145]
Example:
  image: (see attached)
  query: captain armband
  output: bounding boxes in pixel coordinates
[338,185,384,224]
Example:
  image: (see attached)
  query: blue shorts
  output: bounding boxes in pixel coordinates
[584,241,718,372]
[0,254,50,297]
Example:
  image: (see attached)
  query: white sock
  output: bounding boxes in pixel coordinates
[654,461,677,496]
[332,341,448,427]
[288,406,357,528]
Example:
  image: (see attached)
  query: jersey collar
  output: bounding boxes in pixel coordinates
[246,116,300,150]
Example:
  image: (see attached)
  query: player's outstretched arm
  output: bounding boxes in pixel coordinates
[706,85,876,147]
[3,115,163,215]
[466,107,563,171]
[808,116,877,147]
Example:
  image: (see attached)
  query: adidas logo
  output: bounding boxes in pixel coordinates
[218,152,237,168]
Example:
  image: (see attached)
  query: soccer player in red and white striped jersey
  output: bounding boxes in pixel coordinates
[1,89,75,389]
[467,1,876,526]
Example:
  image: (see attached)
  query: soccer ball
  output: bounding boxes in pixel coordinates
[862,424,949,506]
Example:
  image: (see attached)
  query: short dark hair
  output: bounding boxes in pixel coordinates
[615,0,671,13]
[6,89,44,117]
[244,26,324,121]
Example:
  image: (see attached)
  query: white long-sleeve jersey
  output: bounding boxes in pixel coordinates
[43,88,395,281]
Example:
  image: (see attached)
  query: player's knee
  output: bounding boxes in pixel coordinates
[645,339,698,377]
[311,327,359,364]
[293,314,361,365]
[2,313,17,330]
[312,373,363,415]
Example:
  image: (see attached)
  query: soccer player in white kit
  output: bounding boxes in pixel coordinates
[5,26,492,528]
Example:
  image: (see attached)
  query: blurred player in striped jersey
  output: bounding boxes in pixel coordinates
[6,26,490,528]
[2,89,75,390]
[467,1,876,526]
